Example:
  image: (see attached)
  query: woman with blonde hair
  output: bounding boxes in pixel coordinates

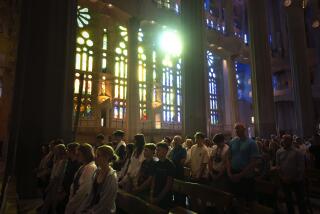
[80,145,118,213]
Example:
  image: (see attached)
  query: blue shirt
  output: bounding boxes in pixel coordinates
[168,145,187,166]
[168,145,187,179]
[229,137,259,172]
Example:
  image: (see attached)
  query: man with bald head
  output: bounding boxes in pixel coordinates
[226,123,259,202]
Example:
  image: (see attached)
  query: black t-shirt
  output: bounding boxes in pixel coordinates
[117,145,126,161]
[63,159,81,194]
[310,145,320,169]
[153,158,175,197]
[138,159,156,186]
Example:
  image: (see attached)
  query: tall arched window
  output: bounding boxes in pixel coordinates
[207,50,219,125]
[101,28,108,72]
[113,26,128,120]
[138,30,147,120]
[74,6,94,118]
[161,56,182,124]
[235,62,252,102]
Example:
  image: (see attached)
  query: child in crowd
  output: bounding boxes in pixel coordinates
[150,142,175,209]
[133,143,157,199]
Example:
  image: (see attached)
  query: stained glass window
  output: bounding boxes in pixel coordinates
[204,0,225,33]
[113,26,128,119]
[207,50,219,125]
[138,30,147,120]
[155,0,180,14]
[176,59,182,123]
[235,62,252,102]
[161,56,182,123]
[77,6,91,28]
[74,6,94,118]
[102,28,108,72]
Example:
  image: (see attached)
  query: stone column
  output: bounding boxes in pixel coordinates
[224,0,234,36]
[310,0,320,86]
[246,0,276,137]
[181,0,207,136]
[144,41,154,129]
[6,0,76,198]
[284,0,315,137]
[126,18,140,141]
[223,56,240,131]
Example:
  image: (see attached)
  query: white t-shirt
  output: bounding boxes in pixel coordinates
[190,144,210,178]
[210,144,229,172]
[126,151,145,179]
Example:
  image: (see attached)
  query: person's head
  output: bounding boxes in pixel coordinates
[156,142,169,160]
[185,138,193,149]
[163,136,172,146]
[77,143,94,164]
[95,145,118,167]
[295,137,303,145]
[204,138,213,148]
[54,144,67,161]
[67,142,80,160]
[49,139,60,152]
[281,134,293,149]
[234,123,246,138]
[194,132,205,146]
[144,143,156,159]
[134,134,145,152]
[41,144,49,155]
[96,133,105,145]
[213,133,225,147]
[112,130,125,143]
[172,135,183,148]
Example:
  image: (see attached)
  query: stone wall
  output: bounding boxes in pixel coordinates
[0,0,20,158]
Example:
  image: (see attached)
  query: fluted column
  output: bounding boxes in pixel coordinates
[126,18,140,141]
[223,56,240,131]
[224,0,234,36]
[144,36,154,129]
[181,0,207,136]
[7,0,76,198]
[284,0,315,136]
[247,0,276,137]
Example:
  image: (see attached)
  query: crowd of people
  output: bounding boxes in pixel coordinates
[35,123,320,214]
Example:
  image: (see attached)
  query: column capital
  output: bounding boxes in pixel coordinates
[282,0,306,8]
[128,17,141,29]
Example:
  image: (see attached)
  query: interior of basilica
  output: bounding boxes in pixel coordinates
[0,0,320,213]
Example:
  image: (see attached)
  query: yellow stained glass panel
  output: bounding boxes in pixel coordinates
[88,56,93,72]
[76,53,81,70]
[82,53,87,71]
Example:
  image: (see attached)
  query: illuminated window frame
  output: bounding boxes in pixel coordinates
[138,30,147,120]
[207,50,219,125]
[74,27,94,118]
[113,26,128,120]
